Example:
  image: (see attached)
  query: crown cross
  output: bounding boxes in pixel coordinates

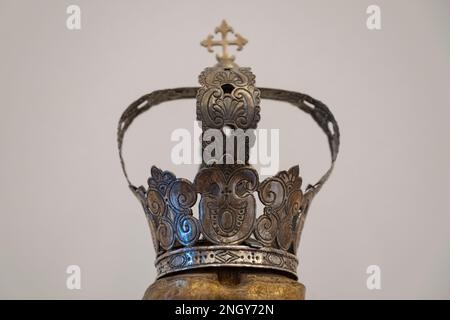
[201,20,248,67]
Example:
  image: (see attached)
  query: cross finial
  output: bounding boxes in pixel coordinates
[201,20,248,68]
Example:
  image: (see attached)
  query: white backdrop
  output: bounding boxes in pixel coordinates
[0,0,449,299]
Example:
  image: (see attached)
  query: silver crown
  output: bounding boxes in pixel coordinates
[117,21,340,279]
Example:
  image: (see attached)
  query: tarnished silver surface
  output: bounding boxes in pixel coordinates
[118,88,339,192]
[129,155,309,278]
[117,86,339,278]
[155,245,298,279]
[137,164,306,260]
[145,166,199,252]
[256,166,304,252]
[196,67,260,165]
[195,165,258,245]
[196,67,260,130]
[117,21,340,280]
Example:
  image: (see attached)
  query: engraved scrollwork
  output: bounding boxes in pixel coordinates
[169,253,188,269]
[155,246,299,279]
[254,214,278,246]
[117,84,340,279]
[257,166,303,251]
[148,166,175,195]
[175,215,200,246]
[258,178,286,209]
[199,67,254,88]
[194,165,258,245]
[196,67,261,130]
[168,179,197,211]
[145,166,199,251]
[157,217,175,250]
[146,189,165,216]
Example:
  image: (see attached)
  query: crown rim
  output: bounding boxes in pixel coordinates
[155,245,298,279]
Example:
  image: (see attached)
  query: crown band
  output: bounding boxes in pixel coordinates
[155,245,298,279]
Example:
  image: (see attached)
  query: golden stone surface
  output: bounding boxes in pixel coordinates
[143,268,305,300]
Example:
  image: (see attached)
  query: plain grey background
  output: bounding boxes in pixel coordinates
[1,0,449,299]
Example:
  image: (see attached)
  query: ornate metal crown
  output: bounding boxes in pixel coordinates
[117,21,340,279]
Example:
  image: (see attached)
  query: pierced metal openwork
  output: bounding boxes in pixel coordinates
[117,21,340,279]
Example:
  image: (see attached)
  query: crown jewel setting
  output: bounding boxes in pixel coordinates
[117,21,340,280]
